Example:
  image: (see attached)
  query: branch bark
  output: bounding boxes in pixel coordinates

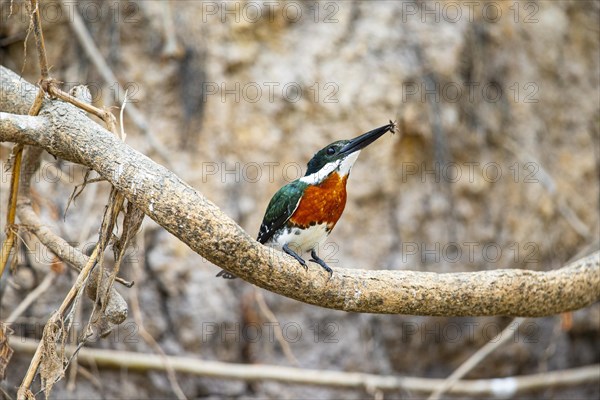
[1,66,599,316]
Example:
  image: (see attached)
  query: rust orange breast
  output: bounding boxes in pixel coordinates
[289,172,348,229]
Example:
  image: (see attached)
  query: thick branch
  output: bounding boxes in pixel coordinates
[10,338,600,396]
[0,113,47,145]
[1,66,599,316]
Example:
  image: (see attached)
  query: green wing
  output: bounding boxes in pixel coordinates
[257,180,307,244]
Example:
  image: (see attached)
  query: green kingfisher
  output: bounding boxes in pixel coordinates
[217,121,396,279]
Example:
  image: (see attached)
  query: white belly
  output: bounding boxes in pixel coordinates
[269,224,330,255]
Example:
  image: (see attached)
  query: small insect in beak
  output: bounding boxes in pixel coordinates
[389,120,397,134]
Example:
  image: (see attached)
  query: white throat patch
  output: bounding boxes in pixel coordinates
[300,151,361,185]
[338,151,360,176]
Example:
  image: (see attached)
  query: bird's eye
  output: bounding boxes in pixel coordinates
[326,147,336,155]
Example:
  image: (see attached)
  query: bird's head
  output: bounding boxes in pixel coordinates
[301,121,396,184]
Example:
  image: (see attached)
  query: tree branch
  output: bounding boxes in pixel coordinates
[9,337,600,396]
[1,66,599,316]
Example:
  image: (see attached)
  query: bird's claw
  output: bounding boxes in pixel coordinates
[309,256,333,278]
[299,259,308,271]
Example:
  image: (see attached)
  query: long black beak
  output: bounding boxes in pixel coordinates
[339,121,396,155]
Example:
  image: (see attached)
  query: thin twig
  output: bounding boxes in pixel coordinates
[66,295,83,392]
[5,272,58,325]
[27,0,49,80]
[28,88,45,116]
[10,337,600,396]
[119,89,129,142]
[254,290,300,366]
[428,317,528,400]
[0,145,23,277]
[92,188,125,312]
[16,246,100,400]
[46,86,113,122]
[0,84,45,277]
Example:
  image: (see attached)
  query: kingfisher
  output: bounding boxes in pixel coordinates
[217,121,396,279]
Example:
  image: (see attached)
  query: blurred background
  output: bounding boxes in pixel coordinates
[1,0,599,398]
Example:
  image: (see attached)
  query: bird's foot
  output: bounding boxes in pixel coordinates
[283,244,308,271]
[309,249,333,278]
